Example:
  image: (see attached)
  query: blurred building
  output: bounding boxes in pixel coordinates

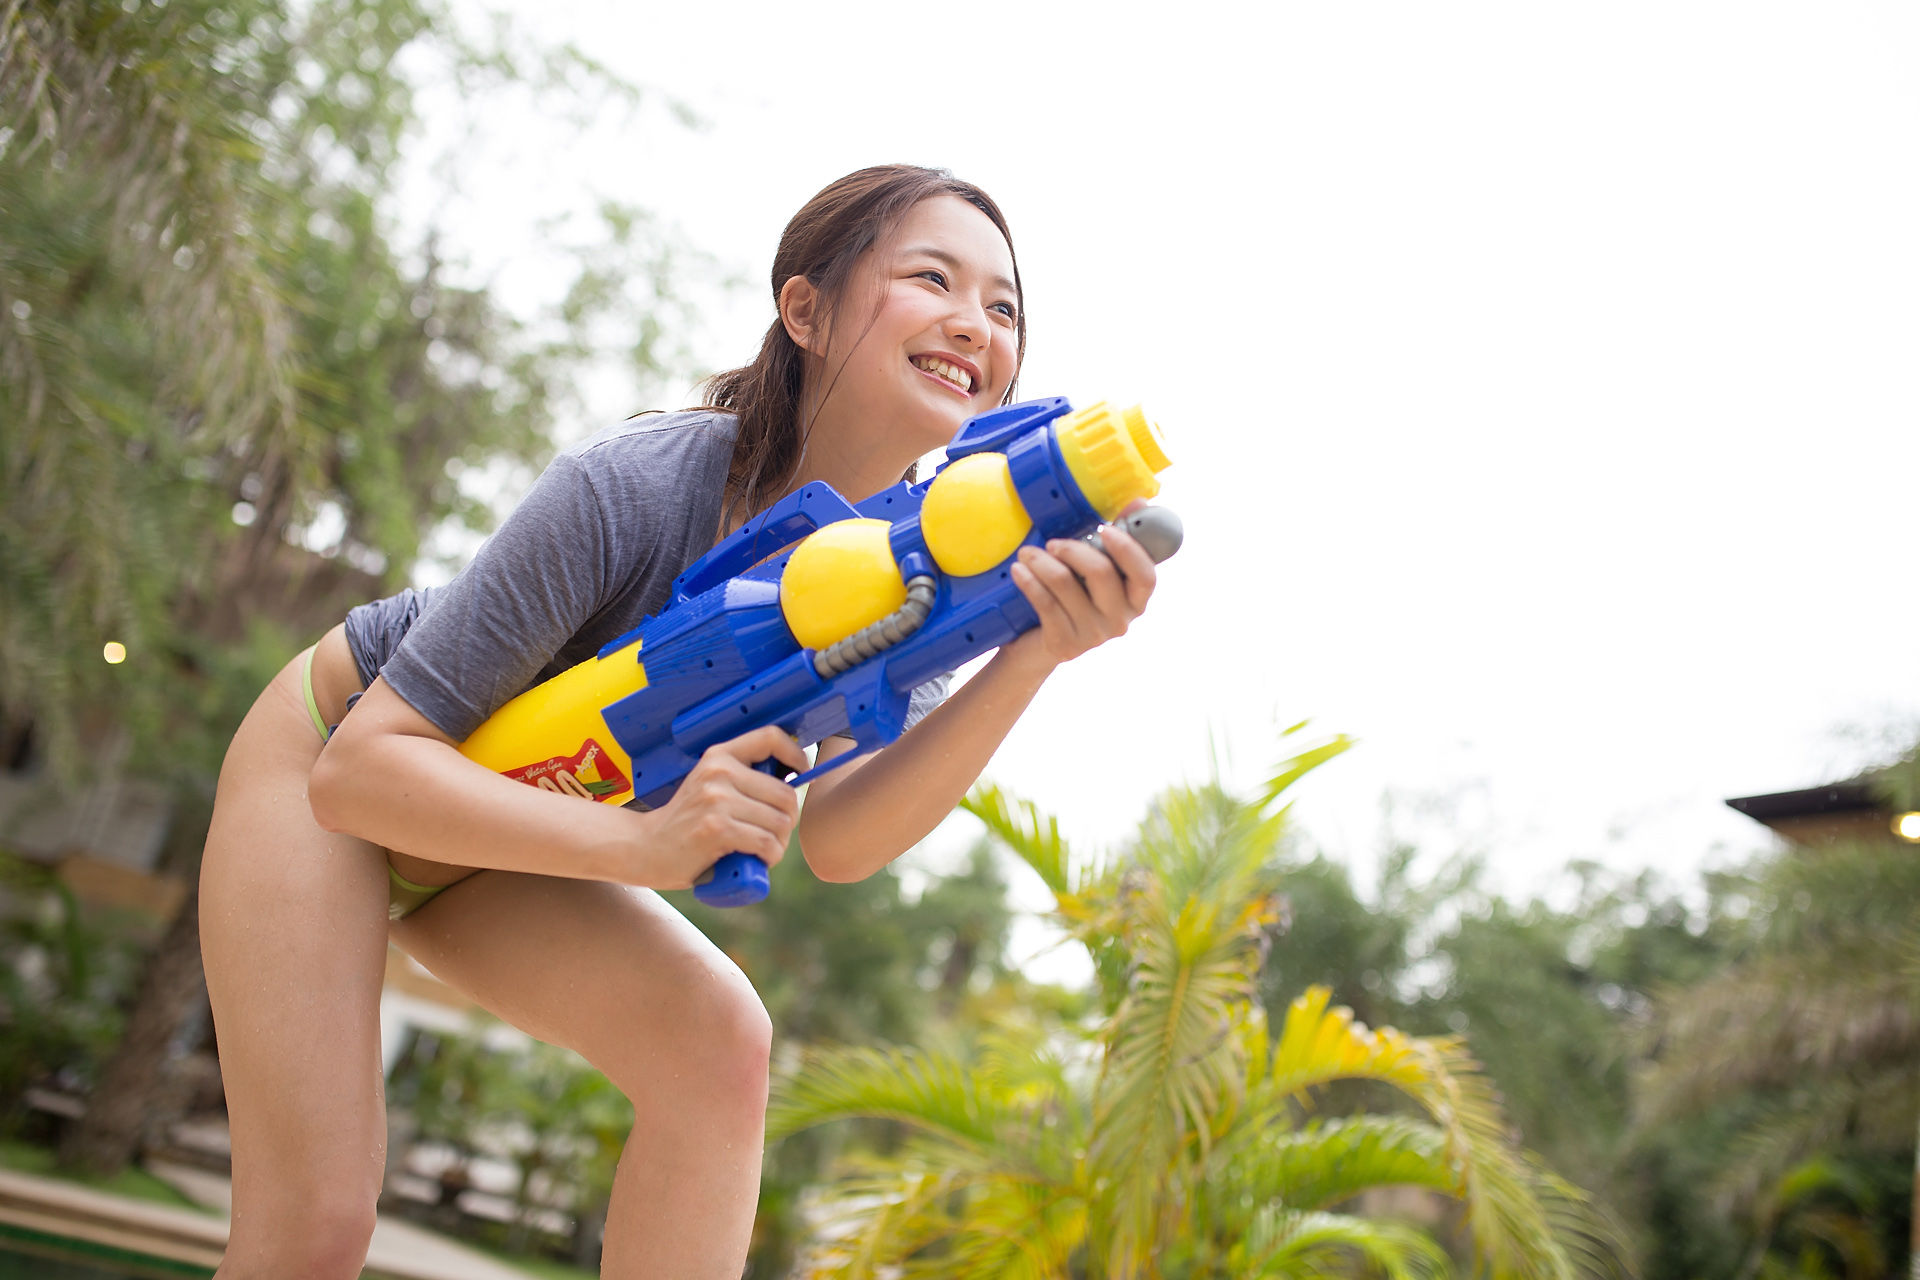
[1726,776,1920,848]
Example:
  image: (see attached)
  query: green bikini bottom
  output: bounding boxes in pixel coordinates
[302,646,449,922]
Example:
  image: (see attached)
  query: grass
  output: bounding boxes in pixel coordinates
[0,1139,214,1215]
[470,1241,599,1280]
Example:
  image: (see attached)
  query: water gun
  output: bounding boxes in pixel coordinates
[457,396,1182,906]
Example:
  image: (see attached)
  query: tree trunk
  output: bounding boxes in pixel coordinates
[59,834,209,1176]
[570,1197,607,1271]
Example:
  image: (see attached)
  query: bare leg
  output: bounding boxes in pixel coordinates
[199,652,392,1279]
[391,871,771,1279]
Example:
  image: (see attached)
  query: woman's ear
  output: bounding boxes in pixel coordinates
[779,275,825,354]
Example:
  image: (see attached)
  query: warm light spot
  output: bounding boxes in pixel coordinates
[103,642,127,665]
[1894,812,1920,843]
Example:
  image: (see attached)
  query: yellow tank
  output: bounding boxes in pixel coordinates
[458,636,649,805]
[920,452,1032,577]
[779,517,907,649]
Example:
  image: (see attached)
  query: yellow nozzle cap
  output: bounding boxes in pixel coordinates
[1122,404,1170,473]
[1055,401,1171,519]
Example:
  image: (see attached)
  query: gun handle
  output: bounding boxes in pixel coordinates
[691,757,795,908]
[692,852,769,908]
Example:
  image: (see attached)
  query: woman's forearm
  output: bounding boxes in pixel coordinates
[310,710,639,881]
[795,640,1056,882]
[310,681,805,889]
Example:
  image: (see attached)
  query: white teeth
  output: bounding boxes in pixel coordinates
[912,355,973,392]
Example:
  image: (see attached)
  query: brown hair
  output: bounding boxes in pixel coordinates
[701,164,1026,531]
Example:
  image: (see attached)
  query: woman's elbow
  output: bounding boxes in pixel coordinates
[796,820,873,884]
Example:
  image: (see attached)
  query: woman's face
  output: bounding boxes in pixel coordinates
[811,195,1022,459]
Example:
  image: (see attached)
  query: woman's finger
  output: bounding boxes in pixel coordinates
[730,808,791,864]
[1096,523,1158,613]
[1047,537,1131,626]
[731,760,802,818]
[1013,548,1079,645]
[715,724,809,774]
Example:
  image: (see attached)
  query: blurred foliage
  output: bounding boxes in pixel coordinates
[1245,743,1920,1280]
[387,1024,633,1264]
[0,0,708,1193]
[1633,813,1920,1278]
[0,0,703,783]
[0,850,144,1129]
[766,728,1624,1278]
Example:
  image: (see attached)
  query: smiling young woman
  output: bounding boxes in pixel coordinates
[702,167,1027,537]
[200,164,1154,1280]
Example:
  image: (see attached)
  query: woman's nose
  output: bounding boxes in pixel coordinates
[943,298,990,350]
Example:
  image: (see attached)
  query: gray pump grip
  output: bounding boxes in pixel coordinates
[1088,505,1184,564]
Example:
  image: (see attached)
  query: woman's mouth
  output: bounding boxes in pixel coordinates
[910,354,975,397]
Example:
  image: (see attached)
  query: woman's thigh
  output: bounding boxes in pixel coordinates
[389,872,773,1275]
[388,872,771,1095]
[199,652,392,1258]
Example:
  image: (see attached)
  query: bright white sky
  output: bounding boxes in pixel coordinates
[402,2,1920,941]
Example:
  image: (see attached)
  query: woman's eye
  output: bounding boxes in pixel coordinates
[991,301,1018,322]
[916,270,948,288]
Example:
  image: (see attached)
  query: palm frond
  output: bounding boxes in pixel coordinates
[1269,985,1434,1101]
[1103,906,1268,1134]
[1256,725,1358,814]
[960,781,1080,901]
[768,1043,1012,1164]
[1237,1209,1450,1280]
[798,1163,1085,1280]
[1266,986,1624,1279]
[1087,866,1280,1271]
[1211,1114,1456,1214]
[796,1167,956,1279]
[1079,741,1348,1274]
[789,735,1623,1278]
[904,1179,1087,1280]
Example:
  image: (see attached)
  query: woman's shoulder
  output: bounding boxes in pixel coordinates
[552,408,737,533]
[564,407,739,470]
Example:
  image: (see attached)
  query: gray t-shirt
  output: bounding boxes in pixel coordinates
[344,409,951,742]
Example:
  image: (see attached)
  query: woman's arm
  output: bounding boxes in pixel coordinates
[310,685,807,889]
[796,520,1158,882]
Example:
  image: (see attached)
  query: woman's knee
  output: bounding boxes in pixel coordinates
[673,972,771,1095]
[709,978,775,1086]
[598,966,772,1105]
[224,1184,379,1279]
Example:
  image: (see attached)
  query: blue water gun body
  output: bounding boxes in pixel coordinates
[456,397,1180,906]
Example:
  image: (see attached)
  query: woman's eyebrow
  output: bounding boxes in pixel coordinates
[904,246,1018,300]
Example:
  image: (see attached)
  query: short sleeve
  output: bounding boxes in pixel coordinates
[900,671,954,734]
[378,453,612,740]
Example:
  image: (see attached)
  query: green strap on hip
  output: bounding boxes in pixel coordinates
[302,646,329,742]
[303,643,450,921]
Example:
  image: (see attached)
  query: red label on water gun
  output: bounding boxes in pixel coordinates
[504,740,631,803]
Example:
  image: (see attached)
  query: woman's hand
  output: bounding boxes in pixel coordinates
[1002,502,1159,674]
[608,726,809,889]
